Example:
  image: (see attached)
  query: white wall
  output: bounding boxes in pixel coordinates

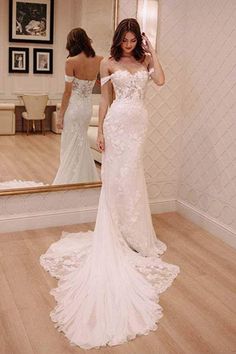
[0,0,75,102]
[177,0,236,246]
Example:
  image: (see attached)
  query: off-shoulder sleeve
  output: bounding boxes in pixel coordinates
[65,75,74,82]
[101,75,111,86]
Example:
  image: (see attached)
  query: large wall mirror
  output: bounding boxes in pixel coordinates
[0,0,158,197]
[0,0,118,196]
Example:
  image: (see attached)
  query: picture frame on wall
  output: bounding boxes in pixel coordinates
[33,48,53,74]
[9,0,54,44]
[9,47,29,73]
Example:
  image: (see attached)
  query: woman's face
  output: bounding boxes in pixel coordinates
[121,31,137,55]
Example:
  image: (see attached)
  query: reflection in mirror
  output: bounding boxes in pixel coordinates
[0,0,117,192]
[52,27,103,185]
[137,0,158,48]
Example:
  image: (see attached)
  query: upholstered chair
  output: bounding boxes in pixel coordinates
[22,95,48,135]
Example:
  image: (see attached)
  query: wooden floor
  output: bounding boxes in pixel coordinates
[0,133,100,185]
[0,133,61,184]
[0,212,235,354]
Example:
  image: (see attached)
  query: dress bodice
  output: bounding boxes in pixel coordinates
[65,75,95,98]
[101,68,153,101]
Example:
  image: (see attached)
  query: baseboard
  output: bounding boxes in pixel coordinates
[150,199,177,213]
[1,198,235,251]
[0,207,98,233]
[0,199,176,233]
[176,199,236,249]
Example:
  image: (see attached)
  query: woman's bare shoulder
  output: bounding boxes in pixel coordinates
[66,55,80,64]
[66,56,73,63]
[100,57,115,76]
[101,57,116,72]
[100,57,113,67]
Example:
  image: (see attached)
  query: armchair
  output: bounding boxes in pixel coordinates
[21,94,48,135]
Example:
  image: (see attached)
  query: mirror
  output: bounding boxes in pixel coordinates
[0,0,159,196]
[137,0,158,48]
[0,0,118,195]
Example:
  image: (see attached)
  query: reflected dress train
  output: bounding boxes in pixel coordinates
[53,75,99,184]
[40,69,180,349]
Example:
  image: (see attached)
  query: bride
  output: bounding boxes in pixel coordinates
[53,27,102,185]
[40,18,179,349]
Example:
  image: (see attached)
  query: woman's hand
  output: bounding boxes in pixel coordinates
[97,132,105,152]
[142,32,155,54]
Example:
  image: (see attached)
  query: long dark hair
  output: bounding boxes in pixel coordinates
[110,18,145,61]
[66,28,95,57]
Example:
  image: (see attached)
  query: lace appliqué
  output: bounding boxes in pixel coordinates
[72,79,95,98]
[65,75,95,98]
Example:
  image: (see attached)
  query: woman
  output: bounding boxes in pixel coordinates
[40,19,179,349]
[53,28,102,184]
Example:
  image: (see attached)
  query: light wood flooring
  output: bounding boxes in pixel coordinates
[0,133,61,184]
[0,133,100,185]
[0,212,236,354]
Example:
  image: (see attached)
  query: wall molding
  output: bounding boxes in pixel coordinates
[177,199,236,249]
[150,198,176,213]
[0,206,98,233]
[0,195,235,250]
[0,199,176,233]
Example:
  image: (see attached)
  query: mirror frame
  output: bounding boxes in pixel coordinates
[0,0,119,197]
[0,182,102,196]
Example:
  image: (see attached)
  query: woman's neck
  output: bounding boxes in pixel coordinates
[122,53,133,58]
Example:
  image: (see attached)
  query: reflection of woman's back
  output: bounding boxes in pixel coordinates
[53,28,103,185]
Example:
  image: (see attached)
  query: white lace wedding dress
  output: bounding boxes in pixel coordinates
[40,69,180,349]
[53,75,99,185]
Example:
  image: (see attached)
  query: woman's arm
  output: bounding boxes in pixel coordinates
[97,58,113,152]
[143,33,165,86]
[57,60,74,129]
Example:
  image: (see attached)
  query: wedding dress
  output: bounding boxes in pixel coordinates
[53,75,99,185]
[40,69,180,349]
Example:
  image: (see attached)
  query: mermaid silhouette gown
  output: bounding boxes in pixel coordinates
[40,68,180,349]
[53,75,99,184]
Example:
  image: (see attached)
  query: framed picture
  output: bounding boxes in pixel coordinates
[33,48,53,74]
[9,47,29,73]
[9,0,54,44]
